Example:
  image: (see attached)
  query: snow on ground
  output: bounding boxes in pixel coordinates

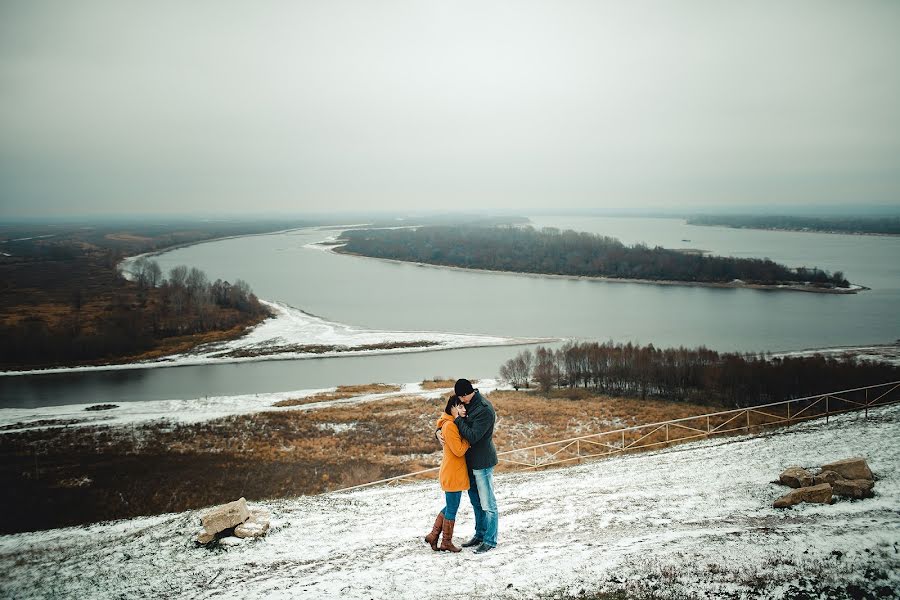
[0,379,507,433]
[0,300,545,377]
[774,343,900,366]
[2,404,898,600]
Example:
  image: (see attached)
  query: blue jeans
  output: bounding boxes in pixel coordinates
[442,491,462,521]
[467,467,498,547]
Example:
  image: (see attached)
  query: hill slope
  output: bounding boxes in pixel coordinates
[2,405,899,599]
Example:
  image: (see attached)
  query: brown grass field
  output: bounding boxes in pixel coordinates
[419,378,480,390]
[272,384,403,407]
[0,387,772,534]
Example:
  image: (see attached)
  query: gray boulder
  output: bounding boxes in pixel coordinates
[200,497,250,537]
[779,466,814,488]
[820,457,873,481]
[832,478,875,499]
[774,483,833,508]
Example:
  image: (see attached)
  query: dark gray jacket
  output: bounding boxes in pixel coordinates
[454,391,498,470]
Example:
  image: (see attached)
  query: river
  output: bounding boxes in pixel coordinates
[3,217,898,408]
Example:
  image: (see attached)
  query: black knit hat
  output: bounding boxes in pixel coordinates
[454,378,475,396]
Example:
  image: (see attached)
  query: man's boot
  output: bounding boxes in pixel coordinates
[438,519,461,552]
[461,536,482,548]
[424,512,444,551]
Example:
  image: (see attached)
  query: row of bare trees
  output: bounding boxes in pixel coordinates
[500,342,899,408]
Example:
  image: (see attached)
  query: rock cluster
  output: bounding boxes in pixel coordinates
[196,497,271,544]
[774,457,875,509]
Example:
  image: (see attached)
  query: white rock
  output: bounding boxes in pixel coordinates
[196,529,216,544]
[200,497,250,536]
[235,507,271,539]
[219,536,245,547]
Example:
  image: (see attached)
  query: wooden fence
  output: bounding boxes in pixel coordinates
[333,380,900,493]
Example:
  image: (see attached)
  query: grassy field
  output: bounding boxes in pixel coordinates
[1,387,723,534]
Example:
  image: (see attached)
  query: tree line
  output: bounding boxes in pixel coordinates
[339,226,851,287]
[500,342,899,409]
[1,259,269,367]
[688,215,900,236]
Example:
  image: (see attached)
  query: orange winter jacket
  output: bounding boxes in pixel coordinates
[437,413,470,492]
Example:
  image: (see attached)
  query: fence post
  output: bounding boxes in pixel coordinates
[787,402,791,424]
[826,396,829,424]
[746,410,750,432]
[665,424,669,443]
[865,389,868,419]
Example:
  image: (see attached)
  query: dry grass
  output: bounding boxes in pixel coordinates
[420,378,479,390]
[272,383,402,407]
[1,386,796,533]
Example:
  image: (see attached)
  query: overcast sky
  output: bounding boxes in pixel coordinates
[1,0,899,218]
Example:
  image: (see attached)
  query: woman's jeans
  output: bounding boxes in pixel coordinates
[442,491,462,521]
[467,466,498,547]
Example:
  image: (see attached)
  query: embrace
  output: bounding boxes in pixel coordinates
[424,378,499,554]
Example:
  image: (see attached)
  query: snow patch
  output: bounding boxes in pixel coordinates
[0,379,508,432]
[0,300,548,376]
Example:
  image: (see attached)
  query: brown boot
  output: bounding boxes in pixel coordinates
[438,519,461,552]
[424,512,444,551]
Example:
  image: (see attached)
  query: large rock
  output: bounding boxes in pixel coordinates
[820,457,873,481]
[779,466,814,488]
[196,529,216,544]
[813,470,841,486]
[200,497,250,536]
[773,483,833,508]
[832,478,875,499]
[234,507,271,539]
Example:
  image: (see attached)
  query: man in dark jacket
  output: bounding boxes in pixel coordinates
[444,378,498,554]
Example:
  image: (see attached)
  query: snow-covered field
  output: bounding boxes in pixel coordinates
[1,301,544,377]
[774,343,900,367]
[2,404,898,600]
[0,379,505,432]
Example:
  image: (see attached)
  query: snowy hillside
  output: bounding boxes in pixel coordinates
[2,404,898,600]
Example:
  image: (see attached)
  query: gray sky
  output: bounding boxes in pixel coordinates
[2,0,899,218]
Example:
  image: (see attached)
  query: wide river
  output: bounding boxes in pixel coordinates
[3,217,898,407]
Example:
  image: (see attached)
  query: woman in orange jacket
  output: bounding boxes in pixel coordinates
[424,395,470,552]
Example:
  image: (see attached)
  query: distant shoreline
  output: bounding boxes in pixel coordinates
[328,245,867,294]
[688,222,900,238]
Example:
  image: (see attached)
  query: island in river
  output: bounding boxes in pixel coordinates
[332,225,863,294]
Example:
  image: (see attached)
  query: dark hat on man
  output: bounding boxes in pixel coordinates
[454,378,475,396]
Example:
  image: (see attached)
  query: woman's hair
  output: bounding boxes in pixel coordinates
[444,394,463,416]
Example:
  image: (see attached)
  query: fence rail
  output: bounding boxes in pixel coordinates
[332,380,900,493]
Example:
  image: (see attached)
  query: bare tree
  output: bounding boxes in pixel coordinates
[168,265,188,288]
[500,350,534,391]
[146,261,163,288]
[533,347,556,393]
[132,257,150,288]
[185,267,209,306]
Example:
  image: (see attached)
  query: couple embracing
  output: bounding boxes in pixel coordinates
[424,378,498,554]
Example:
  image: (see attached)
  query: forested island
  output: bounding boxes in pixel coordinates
[687,215,900,235]
[336,225,854,291]
[0,221,306,370]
